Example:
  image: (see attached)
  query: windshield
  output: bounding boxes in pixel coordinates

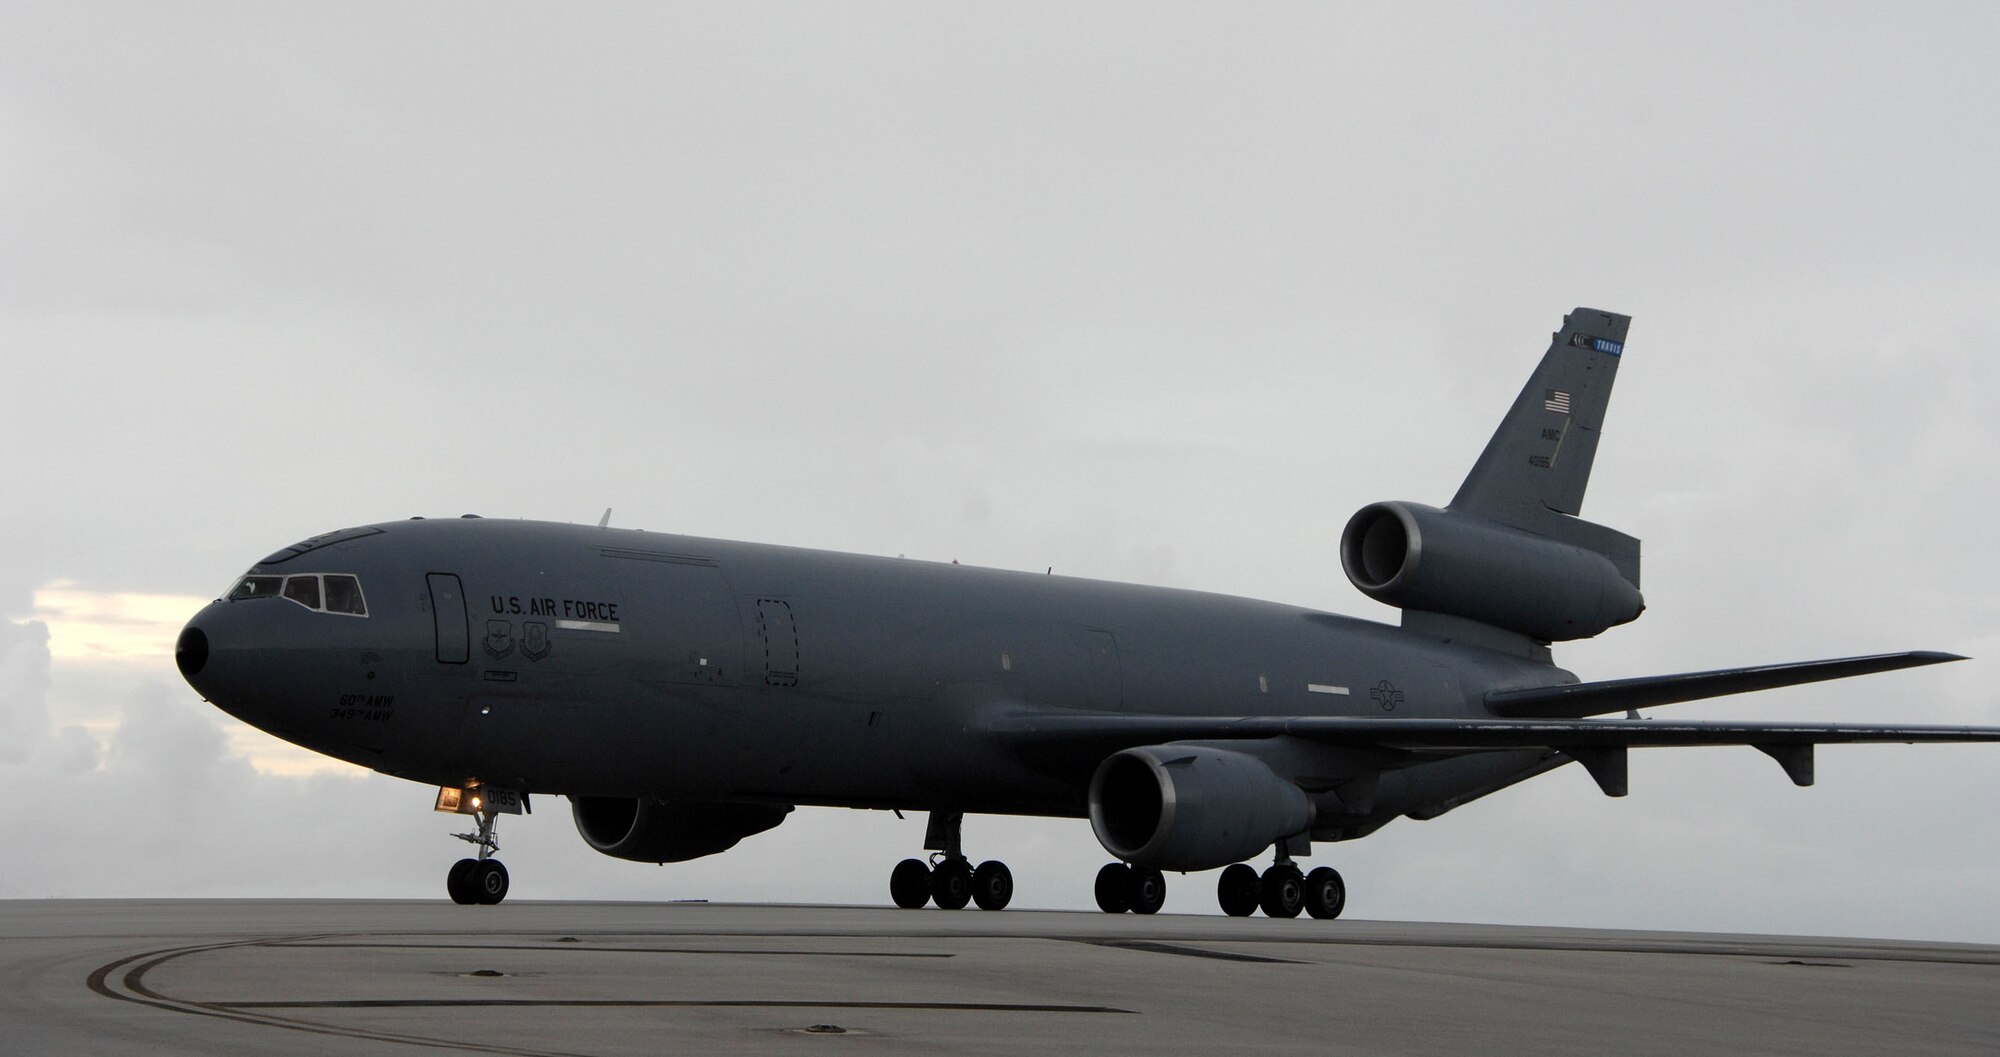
[226,573,368,616]
[323,574,365,615]
[227,576,284,601]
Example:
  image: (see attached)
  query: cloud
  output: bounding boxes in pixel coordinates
[0,622,428,897]
[31,584,212,665]
[1,4,1996,940]
[0,619,52,764]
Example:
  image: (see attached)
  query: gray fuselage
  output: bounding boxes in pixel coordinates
[184,517,1567,831]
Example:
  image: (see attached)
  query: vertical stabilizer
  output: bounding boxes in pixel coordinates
[1448,308,1639,585]
[1453,308,1628,522]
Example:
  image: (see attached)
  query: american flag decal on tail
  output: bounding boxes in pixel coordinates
[1544,390,1571,414]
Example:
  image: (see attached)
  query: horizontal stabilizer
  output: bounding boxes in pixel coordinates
[1485,652,1965,719]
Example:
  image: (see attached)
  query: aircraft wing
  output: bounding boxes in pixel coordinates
[987,712,2000,750]
[984,712,2000,794]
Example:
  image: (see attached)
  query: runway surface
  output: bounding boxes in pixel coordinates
[3,900,1996,1056]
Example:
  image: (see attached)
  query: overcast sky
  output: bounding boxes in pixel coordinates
[4,3,1998,942]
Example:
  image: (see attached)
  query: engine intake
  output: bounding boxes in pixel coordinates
[1340,501,1643,642]
[571,797,792,863]
[1089,745,1312,872]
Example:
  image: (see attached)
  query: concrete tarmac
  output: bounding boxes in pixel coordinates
[3,900,1996,1056]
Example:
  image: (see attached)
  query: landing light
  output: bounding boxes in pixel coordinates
[434,784,526,816]
[434,786,481,815]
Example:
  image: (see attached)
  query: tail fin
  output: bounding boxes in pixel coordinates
[1450,308,1640,586]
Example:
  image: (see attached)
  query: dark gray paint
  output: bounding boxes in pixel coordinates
[175,309,2000,875]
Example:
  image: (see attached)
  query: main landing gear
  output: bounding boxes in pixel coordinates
[444,796,511,906]
[889,811,1015,911]
[1093,862,1168,914]
[1093,848,1346,919]
[1215,852,1345,920]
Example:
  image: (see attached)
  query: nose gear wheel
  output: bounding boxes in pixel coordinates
[443,798,511,906]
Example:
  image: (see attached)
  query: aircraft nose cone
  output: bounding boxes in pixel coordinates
[176,623,210,678]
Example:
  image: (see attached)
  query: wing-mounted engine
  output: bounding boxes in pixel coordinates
[570,796,792,863]
[1088,745,1313,871]
[1341,501,1643,642]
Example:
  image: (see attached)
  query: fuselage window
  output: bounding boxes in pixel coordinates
[228,576,284,601]
[283,575,323,610]
[323,575,367,616]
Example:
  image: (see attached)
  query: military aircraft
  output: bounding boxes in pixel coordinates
[176,309,1999,918]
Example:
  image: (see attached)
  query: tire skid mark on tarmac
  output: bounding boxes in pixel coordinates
[217,999,1130,1012]
[1080,939,1309,964]
[87,932,1133,1056]
[265,940,952,958]
[89,935,590,1057]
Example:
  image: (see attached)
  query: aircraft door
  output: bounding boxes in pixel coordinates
[757,598,800,687]
[428,573,469,664]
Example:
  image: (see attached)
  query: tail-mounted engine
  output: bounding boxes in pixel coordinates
[1340,501,1643,642]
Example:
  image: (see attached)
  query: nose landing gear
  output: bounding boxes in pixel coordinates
[437,785,521,906]
[445,806,511,905]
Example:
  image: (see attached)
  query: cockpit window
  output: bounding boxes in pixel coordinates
[226,573,368,617]
[283,575,322,609]
[228,576,285,601]
[323,575,366,616]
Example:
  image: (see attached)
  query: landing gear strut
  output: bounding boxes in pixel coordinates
[889,811,1013,911]
[444,795,510,906]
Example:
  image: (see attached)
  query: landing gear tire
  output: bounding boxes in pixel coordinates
[931,858,973,910]
[472,860,510,905]
[447,858,479,905]
[1304,867,1346,920]
[890,858,932,909]
[445,790,509,906]
[898,812,1010,912]
[1130,866,1167,915]
[1094,862,1133,914]
[1259,864,1304,919]
[971,860,1014,911]
[1217,863,1260,917]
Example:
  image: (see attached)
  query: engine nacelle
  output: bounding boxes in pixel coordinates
[1340,501,1643,642]
[570,797,792,863]
[1089,745,1313,872]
